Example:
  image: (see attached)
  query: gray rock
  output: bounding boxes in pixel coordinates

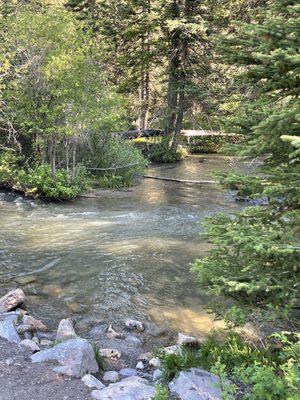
[136,361,144,370]
[36,331,56,341]
[16,324,35,334]
[119,368,137,378]
[31,338,98,377]
[19,339,40,352]
[163,345,180,355]
[149,357,161,368]
[125,334,143,346]
[169,368,223,400]
[40,339,53,347]
[0,289,25,312]
[0,311,19,323]
[24,331,32,340]
[125,319,144,332]
[91,376,154,400]
[81,374,105,390]
[177,333,199,347]
[103,370,120,383]
[56,318,77,342]
[99,348,121,359]
[32,336,39,345]
[0,319,20,343]
[23,315,48,332]
[5,357,14,366]
[153,369,163,381]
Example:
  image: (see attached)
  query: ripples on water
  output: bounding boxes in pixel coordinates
[0,155,251,335]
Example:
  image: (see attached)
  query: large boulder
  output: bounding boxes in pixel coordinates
[56,318,77,342]
[169,368,223,400]
[0,319,20,343]
[91,376,155,400]
[0,289,25,312]
[31,338,98,377]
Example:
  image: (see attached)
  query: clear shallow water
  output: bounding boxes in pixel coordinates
[0,155,250,335]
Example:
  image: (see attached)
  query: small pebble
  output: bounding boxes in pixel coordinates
[136,361,144,370]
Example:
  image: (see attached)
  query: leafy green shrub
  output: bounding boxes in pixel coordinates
[198,331,273,372]
[24,165,91,200]
[87,136,147,186]
[157,332,300,400]
[149,140,188,163]
[153,384,169,400]
[157,347,200,381]
[0,152,22,187]
[0,152,91,200]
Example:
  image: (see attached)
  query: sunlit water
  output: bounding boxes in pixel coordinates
[0,155,253,337]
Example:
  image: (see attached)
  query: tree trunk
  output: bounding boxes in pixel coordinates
[137,1,151,133]
[48,136,56,179]
[165,0,191,152]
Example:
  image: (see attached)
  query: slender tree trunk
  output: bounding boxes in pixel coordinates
[165,0,181,148]
[137,0,151,132]
[49,136,56,179]
[72,142,76,179]
[165,0,191,152]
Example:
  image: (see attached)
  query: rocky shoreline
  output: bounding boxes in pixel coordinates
[0,288,224,399]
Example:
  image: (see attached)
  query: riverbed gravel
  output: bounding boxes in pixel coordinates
[0,338,91,400]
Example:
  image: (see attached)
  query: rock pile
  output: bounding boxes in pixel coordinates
[0,288,224,399]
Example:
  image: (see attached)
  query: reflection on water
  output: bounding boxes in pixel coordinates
[0,155,250,335]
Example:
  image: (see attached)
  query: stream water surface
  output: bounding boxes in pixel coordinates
[0,155,252,337]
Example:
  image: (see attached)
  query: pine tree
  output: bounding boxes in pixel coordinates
[193,0,300,324]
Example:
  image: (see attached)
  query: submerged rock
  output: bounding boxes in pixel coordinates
[31,337,98,377]
[56,318,77,342]
[14,275,37,285]
[0,289,25,312]
[81,374,105,390]
[0,319,20,343]
[91,376,154,400]
[125,319,144,332]
[169,368,223,400]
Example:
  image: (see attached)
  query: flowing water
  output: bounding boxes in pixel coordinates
[0,155,252,337]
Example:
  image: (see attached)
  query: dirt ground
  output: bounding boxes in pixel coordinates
[0,338,91,400]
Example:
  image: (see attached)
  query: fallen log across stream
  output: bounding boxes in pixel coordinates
[142,175,216,184]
